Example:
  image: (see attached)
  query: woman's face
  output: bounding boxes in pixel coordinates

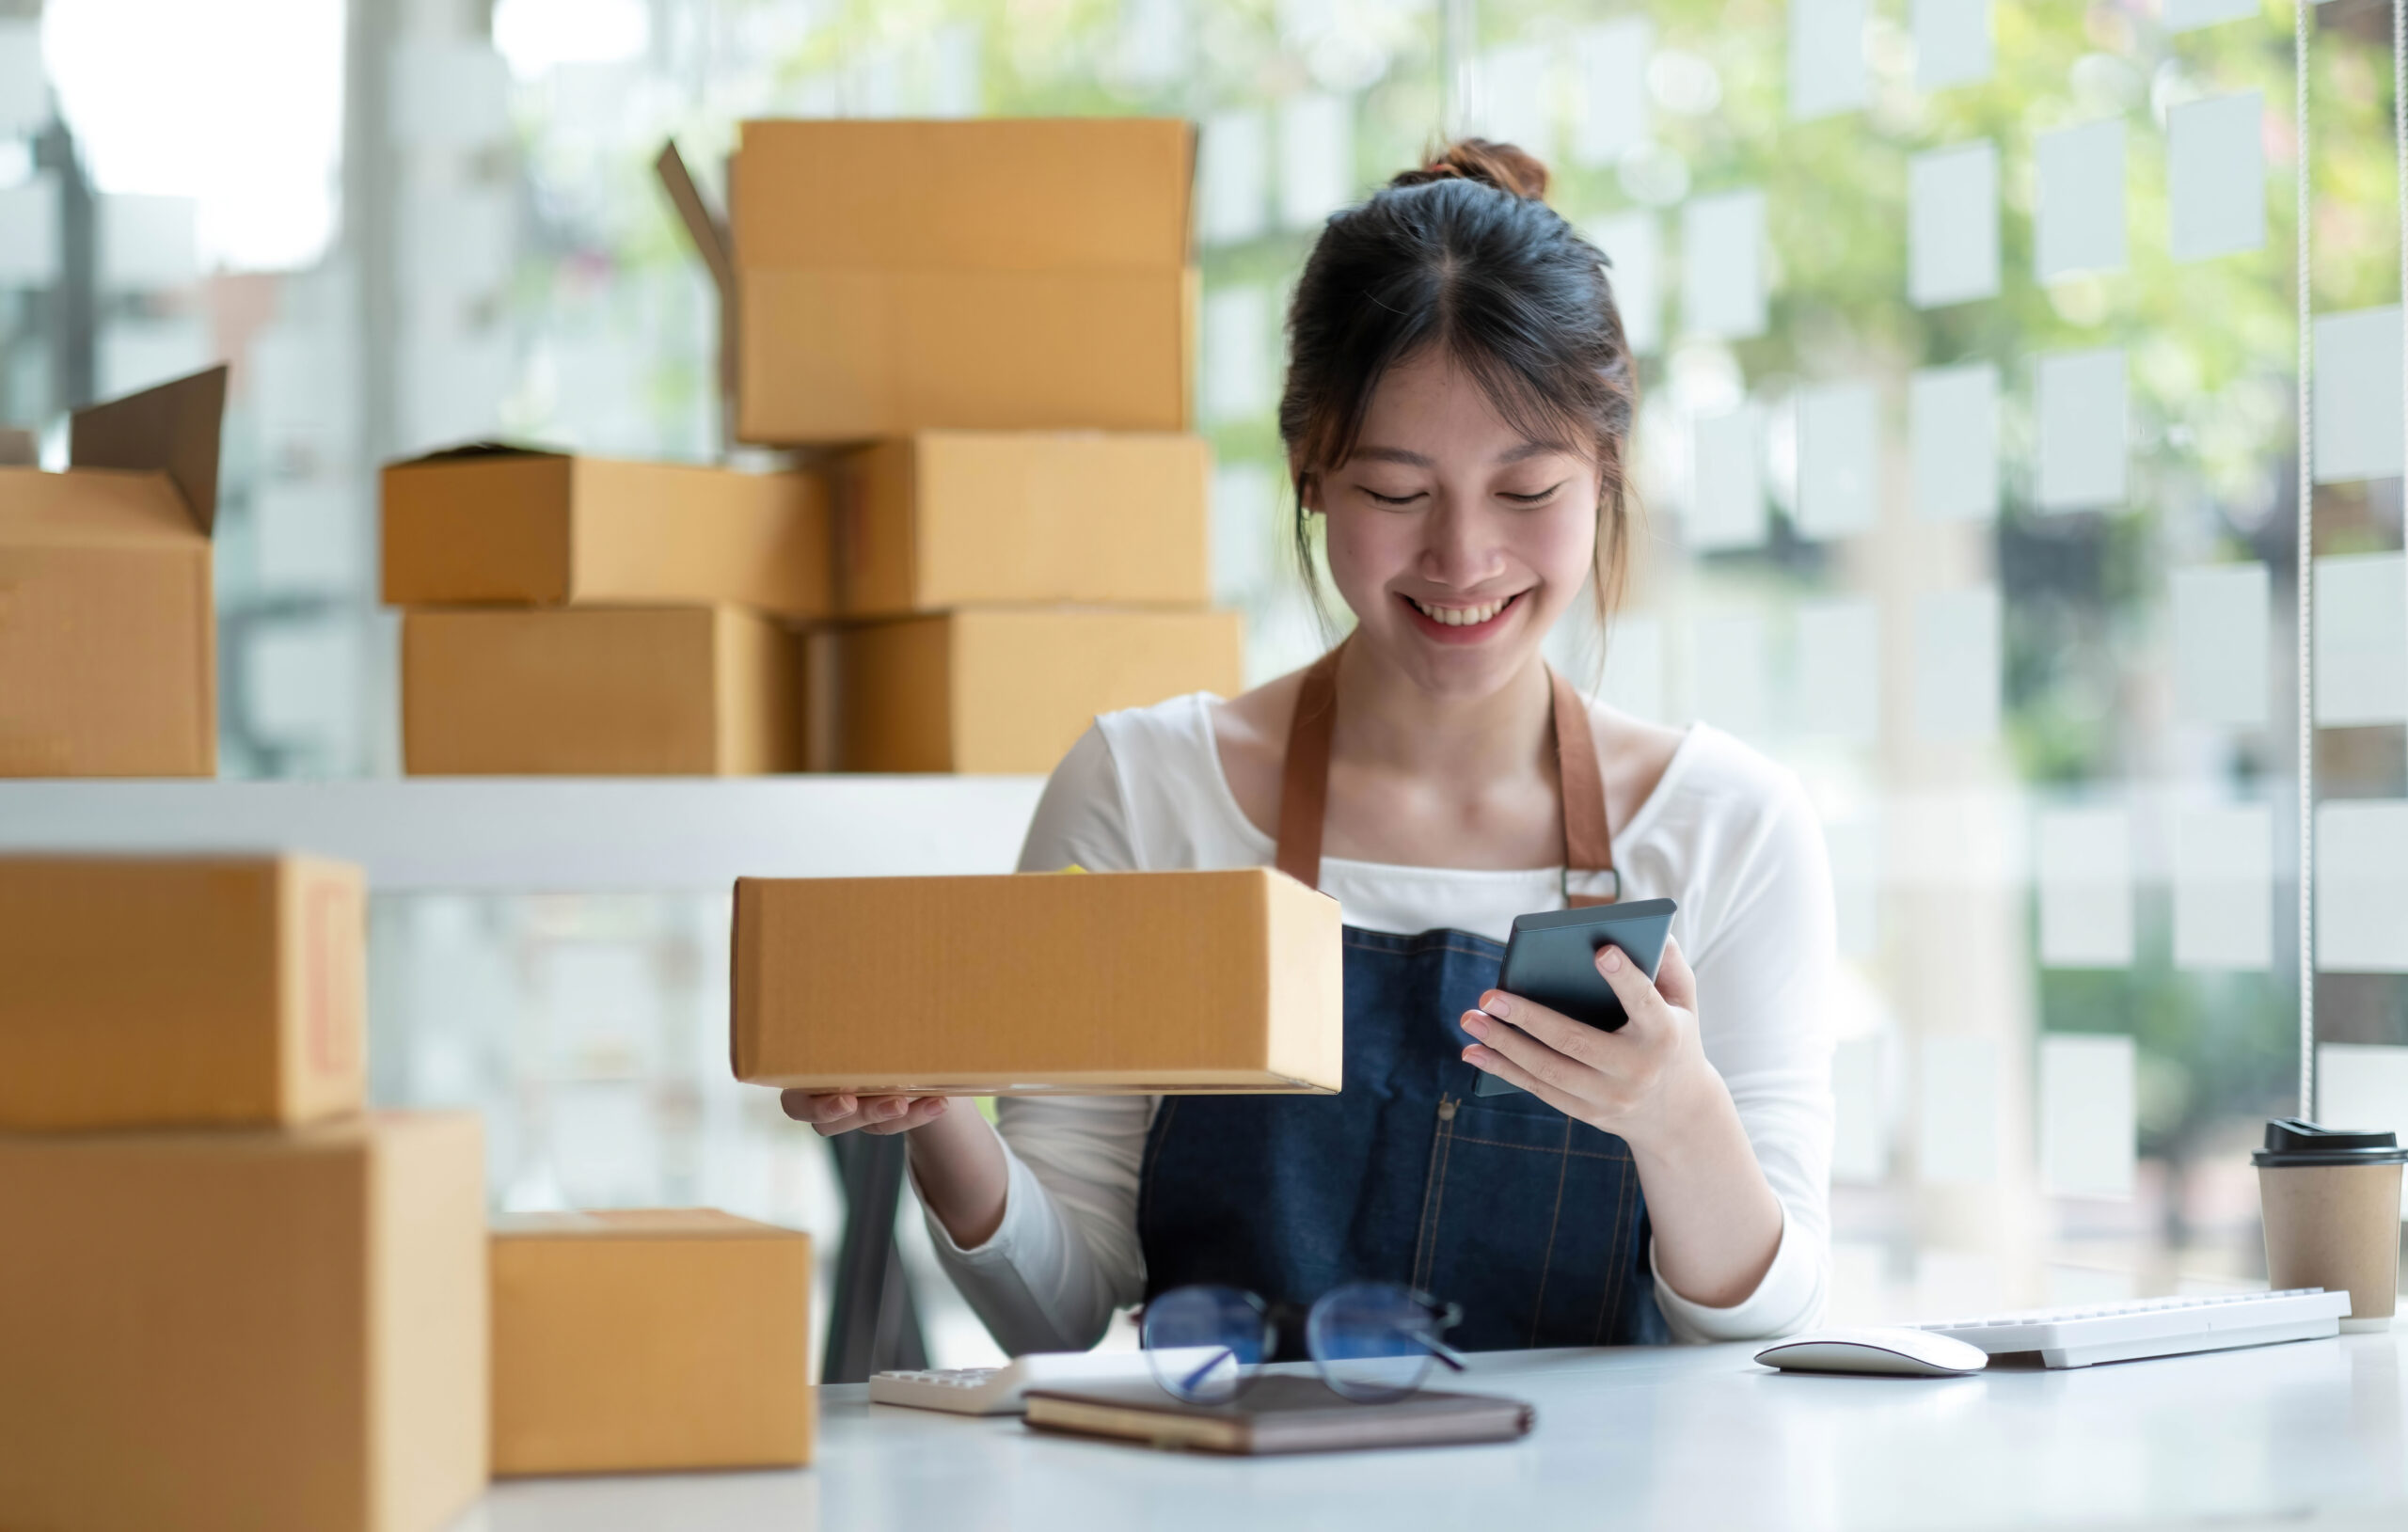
[1311,348,1599,700]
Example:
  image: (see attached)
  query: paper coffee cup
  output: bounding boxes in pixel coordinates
[2255,1118,2407,1332]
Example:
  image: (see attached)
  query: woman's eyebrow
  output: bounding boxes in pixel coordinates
[1497,440,1573,464]
[1351,445,1434,466]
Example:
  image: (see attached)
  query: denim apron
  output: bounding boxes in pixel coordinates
[1137,646,1670,1352]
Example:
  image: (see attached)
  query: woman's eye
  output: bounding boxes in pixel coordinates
[1500,481,1567,505]
[1363,487,1425,507]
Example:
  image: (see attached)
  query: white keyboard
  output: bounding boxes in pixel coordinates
[1911,1287,2355,1368]
[868,1350,1165,1415]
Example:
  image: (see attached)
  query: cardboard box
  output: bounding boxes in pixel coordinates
[0,1113,488,1532]
[817,607,1242,774]
[836,432,1210,615]
[381,446,832,618]
[0,365,226,776]
[0,855,366,1130]
[491,1210,813,1476]
[733,868,1342,1094]
[404,605,805,775]
[662,119,1196,444]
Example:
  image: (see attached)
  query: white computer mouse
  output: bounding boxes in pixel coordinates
[1753,1326,1989,1377]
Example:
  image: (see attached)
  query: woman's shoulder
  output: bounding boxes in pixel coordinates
[1612,714,1819,855]
[1023,689,1270,873]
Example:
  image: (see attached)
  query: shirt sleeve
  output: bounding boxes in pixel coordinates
[911,723,1156,1353]
[1649,767,1837,1343]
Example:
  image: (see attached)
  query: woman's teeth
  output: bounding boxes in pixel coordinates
[1409,594,1512,627]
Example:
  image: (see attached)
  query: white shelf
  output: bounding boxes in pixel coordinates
[0,777,1047,892]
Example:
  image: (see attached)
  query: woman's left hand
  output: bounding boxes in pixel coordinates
[1458,936,1712,1147]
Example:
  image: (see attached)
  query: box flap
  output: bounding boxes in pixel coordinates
[656,139,734,306]
[389,441,569,468]
[68,365,229,536]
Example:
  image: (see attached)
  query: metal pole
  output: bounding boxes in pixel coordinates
[821,1132,927,1383]
[2293,0,2317,1121]
[32,117,94,411]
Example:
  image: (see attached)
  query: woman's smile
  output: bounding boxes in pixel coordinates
[1399,589,1529,641]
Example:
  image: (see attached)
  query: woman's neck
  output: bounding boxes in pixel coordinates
[1329,640,1554,786]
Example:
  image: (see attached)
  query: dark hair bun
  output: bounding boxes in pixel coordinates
[1388,138,1550,201]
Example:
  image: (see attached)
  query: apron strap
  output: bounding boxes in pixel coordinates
[1273,643,1618,905]
[1550,665,1619,908]
[1273,645,1345,891]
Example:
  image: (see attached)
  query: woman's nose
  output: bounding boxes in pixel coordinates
[1418,501,1506,587]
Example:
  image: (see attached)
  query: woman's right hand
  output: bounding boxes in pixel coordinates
[783,1091,1010,1248]
[779,1091,952,1137]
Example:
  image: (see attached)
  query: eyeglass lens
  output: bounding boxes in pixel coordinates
[1141,1285,1275,1404]
[1306,1282,1445,1402]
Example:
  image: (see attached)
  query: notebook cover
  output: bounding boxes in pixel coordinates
[1022,1374,1534,1455]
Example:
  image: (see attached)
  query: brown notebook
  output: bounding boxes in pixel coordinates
[1022,1374,1534,1456]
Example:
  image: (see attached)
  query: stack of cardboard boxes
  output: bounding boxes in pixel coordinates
[0,854,490,1532]
[384,449,832,774]
[667,116,1245,774]
[389,118,1244,777]
[0,854,818,1524]
[0,368,229,777]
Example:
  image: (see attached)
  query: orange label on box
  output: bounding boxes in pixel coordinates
[306,880,357,1079]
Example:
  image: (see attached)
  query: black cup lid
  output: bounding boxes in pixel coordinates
[2253,1117,2408,1166]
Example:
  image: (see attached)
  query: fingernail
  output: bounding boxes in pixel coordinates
[1463,1046,1491,1067]
[1481,992,1511,1019]
[927,1098,948,1115]
[1600,947,1624,971]
[832,1095,856,1113]
[1462,1013,1489,1038]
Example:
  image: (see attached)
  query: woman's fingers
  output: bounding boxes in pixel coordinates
[861,1098,951,1136]
[1460,1038,1596,1122]
[1592,941,1675,1033]
[1465,997,1607,1078]
[1653,936,1698,1010]
[780,1090,945,1137]
[780,1090,860,1125]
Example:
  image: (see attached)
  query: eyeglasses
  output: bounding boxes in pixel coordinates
[1140,1282,1468,1404]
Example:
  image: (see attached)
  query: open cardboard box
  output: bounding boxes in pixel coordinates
[0,366,227,776]
[657,118,1197,446]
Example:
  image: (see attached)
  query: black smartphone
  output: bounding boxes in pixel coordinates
[1472,898,1678,1098]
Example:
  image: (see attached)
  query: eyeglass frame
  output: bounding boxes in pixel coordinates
[1142,1281,1471,1404]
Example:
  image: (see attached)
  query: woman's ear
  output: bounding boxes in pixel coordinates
[1296,470,1324,516]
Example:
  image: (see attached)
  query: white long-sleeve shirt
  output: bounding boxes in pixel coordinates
[917,692,1837,1352]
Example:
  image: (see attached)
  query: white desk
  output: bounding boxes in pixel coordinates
[467,1333,2408,1530]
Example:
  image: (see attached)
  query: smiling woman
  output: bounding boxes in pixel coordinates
[784,138,1837,1360]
